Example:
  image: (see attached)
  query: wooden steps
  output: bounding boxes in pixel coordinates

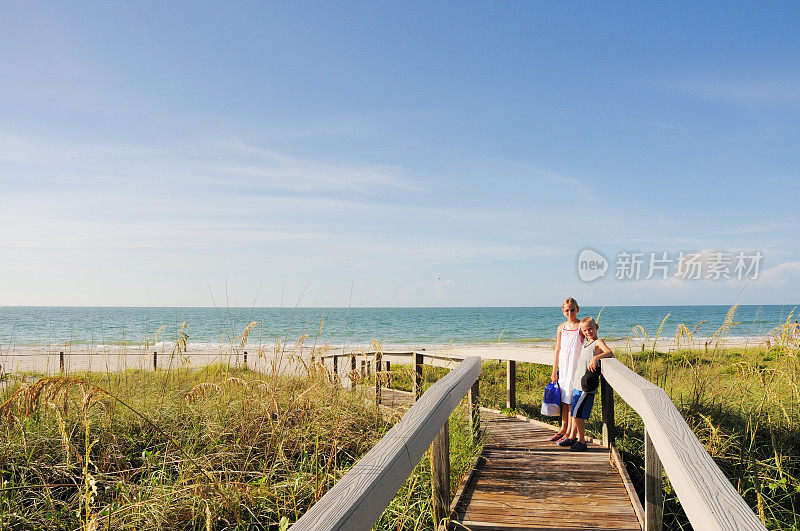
[451,411,641,530]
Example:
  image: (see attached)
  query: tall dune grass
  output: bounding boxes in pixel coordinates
[1,342,479,530]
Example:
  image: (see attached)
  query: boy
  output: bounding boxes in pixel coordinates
[559,316,613,452]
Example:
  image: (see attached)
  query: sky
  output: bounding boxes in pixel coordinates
[1,1,799,307]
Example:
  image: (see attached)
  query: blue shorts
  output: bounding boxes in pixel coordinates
[570,389,595,420]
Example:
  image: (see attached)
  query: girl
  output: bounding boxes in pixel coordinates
[550,297,582,442]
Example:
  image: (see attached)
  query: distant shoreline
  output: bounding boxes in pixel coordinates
[0,333,774,351]
[0,335,774,375]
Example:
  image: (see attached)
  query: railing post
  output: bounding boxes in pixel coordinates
[645,429,664,531]
[469,379,480,446]
[430,418,450,527]
[59,351,65,374]
[332,355,338,383]
[413,352,423,400]
[506,360,516,410]
[153,351,157,371]
[350,353,357,390]
[375,352,382,406]
[385,360,391,388]
[243,350,247,368]
[601,373,615,448]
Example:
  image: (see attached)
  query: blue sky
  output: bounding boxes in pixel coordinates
[1,2,799,307]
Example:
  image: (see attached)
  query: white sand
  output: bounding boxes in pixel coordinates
[0,334,769,376]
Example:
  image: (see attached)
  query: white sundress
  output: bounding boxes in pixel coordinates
[557,325,582,403]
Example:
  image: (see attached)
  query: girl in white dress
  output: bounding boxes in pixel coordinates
[549,297,582,442]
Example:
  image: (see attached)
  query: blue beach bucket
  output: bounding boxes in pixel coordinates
[540,381,561,417]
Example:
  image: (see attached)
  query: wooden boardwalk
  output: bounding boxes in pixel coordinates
[379,387,415,409]
[451,411,641,531]
[301,354,763,531]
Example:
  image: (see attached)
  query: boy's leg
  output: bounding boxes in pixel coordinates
[574,417,586,443]
[564,417,574,439]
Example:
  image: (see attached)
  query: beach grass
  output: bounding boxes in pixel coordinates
[0,360,480,530]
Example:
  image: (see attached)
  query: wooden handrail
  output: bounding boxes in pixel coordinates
[601,359,764,531]
[292,356,481,530]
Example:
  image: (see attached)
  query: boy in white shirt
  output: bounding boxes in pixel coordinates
[559,317,614,452]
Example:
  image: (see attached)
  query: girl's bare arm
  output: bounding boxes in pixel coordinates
[552,324,563,382]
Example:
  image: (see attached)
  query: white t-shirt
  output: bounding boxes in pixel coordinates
[572,339,600,393]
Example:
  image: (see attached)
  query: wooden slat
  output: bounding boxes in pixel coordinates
[413,352,423,399]
[468,380,480,446]
[431,419,450,526]
[506,359,516,410]
[452,411,641,530]
[379,387,414,409]
[601,374,615,447]
[644,430,663,531]
[611,445,645,530]
[291,356,481,530]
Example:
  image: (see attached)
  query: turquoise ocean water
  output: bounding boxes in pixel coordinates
[0,305,797,347]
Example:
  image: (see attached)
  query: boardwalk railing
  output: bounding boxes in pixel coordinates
[296,349,764,531]
[600,359,764,531]
[292,355,481,530]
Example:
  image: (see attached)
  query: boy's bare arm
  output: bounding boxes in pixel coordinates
[589,338,613,370]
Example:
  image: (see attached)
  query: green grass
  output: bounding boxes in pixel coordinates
[0,362,480,530]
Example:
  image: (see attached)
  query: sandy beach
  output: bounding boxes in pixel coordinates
[0,334,769,375]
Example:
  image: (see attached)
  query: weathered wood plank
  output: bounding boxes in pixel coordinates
[374,351,382,406]
[468,380,480,446]
[413,352,424,400]
[451,412,641,530]
[601,373,615,448]
[645,430,663,531]
[431,419,450,526]
[506,360,516,410]
[379,387,414,409]
[611,445,645,530]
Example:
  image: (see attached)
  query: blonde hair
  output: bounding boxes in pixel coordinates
[580,316,599,330]
[562,297,580,311]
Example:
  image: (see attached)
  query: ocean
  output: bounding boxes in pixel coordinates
[0,305,796,348]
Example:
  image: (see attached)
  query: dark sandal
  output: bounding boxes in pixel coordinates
[570,441,588,452]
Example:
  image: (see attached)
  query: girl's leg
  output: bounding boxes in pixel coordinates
[551,403,569,440]
[559,402,570,434]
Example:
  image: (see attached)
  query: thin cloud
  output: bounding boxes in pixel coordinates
[198,139,419,193]
[0,130,418,195]
[757,260,800,287]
